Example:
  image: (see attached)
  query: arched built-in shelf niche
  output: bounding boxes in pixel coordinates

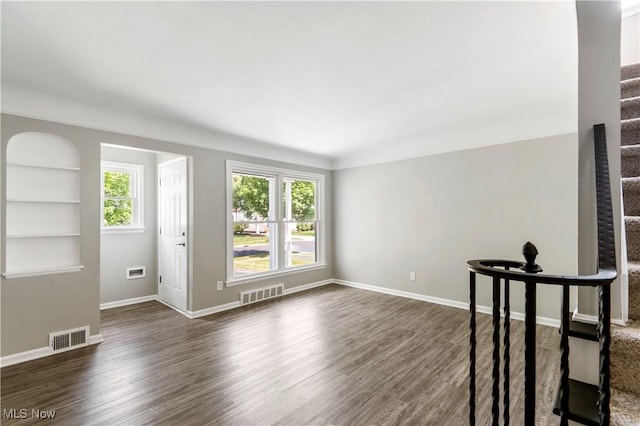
[3,132,83,279]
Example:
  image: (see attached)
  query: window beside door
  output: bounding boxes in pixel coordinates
[101,161,144,232]
[227,161,325,284]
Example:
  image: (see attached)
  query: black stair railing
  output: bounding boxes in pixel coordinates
[467,124,617,425]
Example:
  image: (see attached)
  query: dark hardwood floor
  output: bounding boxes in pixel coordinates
[1,284,562,425]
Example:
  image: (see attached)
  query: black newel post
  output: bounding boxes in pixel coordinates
[520,242,542,426]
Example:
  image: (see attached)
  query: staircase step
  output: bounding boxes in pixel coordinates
[629,263,640,320]
[622,177,640,216]
[622,63,640,81]
[611,387,640,426]
[625,216,640,232]
[625,218,640,262]
[622,77,640,100]
[611,321,640,394]
[611,320,640,353]
[621,118,640,146]
[622,96,640,121]
[553,379,600,425]
[621,145,640,177]
[569,319,599,341]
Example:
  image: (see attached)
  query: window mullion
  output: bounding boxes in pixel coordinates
[275,175,284,271]
[267,176,276,271]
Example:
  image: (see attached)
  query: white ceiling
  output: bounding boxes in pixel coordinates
[1,1,578,170]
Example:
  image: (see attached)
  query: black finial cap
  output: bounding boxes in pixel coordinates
[521,241,543,273]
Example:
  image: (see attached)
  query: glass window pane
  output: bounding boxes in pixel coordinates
[232,174,271,221]
[293,180,315,221]
[233,229,273,276]
[103,199,133,226]
[283,180,315,221]
[104,171,131,197]
[285,222,316,267]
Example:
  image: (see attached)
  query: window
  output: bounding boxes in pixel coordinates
[101,161,144,231]
[227,161,324,283]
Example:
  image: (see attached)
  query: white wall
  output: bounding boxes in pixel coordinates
[100,146,158,304]
[334,133,578,320]
[621,11,640,66]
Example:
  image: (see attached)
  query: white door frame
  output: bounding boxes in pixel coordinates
[157,156,193,314]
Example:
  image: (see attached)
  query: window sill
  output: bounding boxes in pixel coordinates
[101,227,146,234]
[226,263,327,287]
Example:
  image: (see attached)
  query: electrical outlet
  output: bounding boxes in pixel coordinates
[216,281,224,291]
[409,272,416,281]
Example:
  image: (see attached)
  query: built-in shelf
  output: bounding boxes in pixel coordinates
[7,161,80,171]
[5,132,82,278]
[6,233,80,239]
[6,199,81,204]
[2,265,85,280]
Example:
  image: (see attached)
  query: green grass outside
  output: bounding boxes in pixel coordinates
[233,233,269,246]
[233,251,316,274]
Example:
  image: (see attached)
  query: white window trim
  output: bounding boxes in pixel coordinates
[101,161,145,232]
[226,160,325,284]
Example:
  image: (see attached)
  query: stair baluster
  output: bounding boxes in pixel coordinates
[469,271,476,425]
[469,271,476,426]
[503,270,510,426]
[491,276,501,426]
[598,284,611,426]
[559,286,570,426]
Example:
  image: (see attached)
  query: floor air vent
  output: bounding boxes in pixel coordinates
[240,283,284,306]
[49,326,89,352]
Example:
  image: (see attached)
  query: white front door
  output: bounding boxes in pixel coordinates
[158,158,188,312]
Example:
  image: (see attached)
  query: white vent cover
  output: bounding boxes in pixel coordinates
[240,283,284,306]
[126,266,146,280]
[49,326,89,353]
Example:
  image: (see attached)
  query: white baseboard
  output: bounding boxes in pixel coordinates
[90,334,104,345]
[0,347,51,368]
[1,334,104,368]
[334,279,560,328]
[284,279,334,296]
[573,312,598,324]
[509,311,560,328]
[100,295,158,310]
[186,279,334,319]
[573,311,626,327]
[335,278,468,308]
[187,301,240,319]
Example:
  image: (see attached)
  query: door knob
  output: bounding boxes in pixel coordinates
[176,243,186,247]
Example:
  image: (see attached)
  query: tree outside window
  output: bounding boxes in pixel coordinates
[101,161,143,229]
